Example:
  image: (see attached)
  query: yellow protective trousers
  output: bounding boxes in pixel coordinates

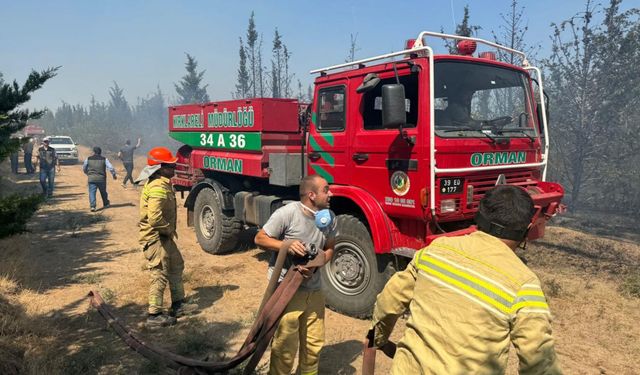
[269,289,325,375]
[143,237,185,315]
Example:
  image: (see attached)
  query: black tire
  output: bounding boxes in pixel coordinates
[321,214,394,318]
[193,187,241,254]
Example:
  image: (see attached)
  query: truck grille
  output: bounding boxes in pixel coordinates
[465,171,537,210]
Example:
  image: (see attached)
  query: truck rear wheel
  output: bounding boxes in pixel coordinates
[321,214,393,318]
[193,187,241,254]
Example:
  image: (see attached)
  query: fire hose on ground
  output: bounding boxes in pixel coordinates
[87,239,397,374]
[88,240,323,374]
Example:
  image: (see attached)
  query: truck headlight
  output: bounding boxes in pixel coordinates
[440,199,456,213]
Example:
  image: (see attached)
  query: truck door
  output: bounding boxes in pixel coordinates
[308,83,350,184]
[350,70,425,221]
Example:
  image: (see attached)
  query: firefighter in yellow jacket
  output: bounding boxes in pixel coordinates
[369,185,562,374]
[137,147,197,327]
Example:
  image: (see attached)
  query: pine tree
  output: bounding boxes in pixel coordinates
[442,5,482,54]
[456,5,482,37]
[53,102,74,135]
[491,0,540,64]
[35,108,55,133]
[0,67,58,160]
[133,86,168,149]
[234,37,250,99]
[271,29,283,98]
[544,0,619,211]
[257,35,265,97]
[246,12,260,97]
[345,33,360,63]
[283,45,292,98]
[84,96,108,146]
[297,79,305,102]
[270,28,293,98]
[588,0,640,213]
[307,84,313,103]
[108,82,132,129]
[174,53,210,104]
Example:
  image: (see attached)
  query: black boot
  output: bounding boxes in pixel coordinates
[146,313,177,327]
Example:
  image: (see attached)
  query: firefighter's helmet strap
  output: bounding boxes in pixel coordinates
[475,211,528,241]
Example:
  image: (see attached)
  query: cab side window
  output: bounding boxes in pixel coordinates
[362,73,419,130]
[317,87,346,131]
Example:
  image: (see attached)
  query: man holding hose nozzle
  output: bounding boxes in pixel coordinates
[367,185,562,374]
[255,174,336,375]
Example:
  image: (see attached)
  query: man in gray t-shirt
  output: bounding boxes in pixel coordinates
[263,201,335,291]
[255,174,335,375]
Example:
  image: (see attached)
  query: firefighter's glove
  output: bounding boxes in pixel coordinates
[366,328,376,348]
[366,328,396,357]
[380,341,397,358]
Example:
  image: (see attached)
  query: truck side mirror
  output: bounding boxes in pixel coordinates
[382,84,406,129]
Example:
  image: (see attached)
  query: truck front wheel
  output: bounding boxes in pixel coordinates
[321,214,393,318]
[193,187,241,254]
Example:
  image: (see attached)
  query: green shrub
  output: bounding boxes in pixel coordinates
[544,278,563,298]
[620,273,640,298]
[0,194,43,238]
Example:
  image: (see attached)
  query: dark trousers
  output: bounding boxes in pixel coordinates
[88,181,109,209]
[122,162,134,186]
[24,153,34,173]
[39,167,55,196]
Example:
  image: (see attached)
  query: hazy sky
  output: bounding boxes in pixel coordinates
[2,0,637,110]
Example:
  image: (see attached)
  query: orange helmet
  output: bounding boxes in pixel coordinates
[147,147,178,166]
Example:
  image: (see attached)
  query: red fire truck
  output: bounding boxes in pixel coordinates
[169,32,564,317]
[23,123,46,143]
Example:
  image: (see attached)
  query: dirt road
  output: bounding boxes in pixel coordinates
[1,146,639,374]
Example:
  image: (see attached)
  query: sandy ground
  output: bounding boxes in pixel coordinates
[1,146,639,374]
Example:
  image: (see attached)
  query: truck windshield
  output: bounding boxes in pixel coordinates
[433,61,537,138]
[49,137,73,144]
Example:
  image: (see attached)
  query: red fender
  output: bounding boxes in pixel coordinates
[330,185,393,254]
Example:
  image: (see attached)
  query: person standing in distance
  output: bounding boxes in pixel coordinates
[10,147,19,174]
[254,174,336,375]
[118,137,141,189]
[368,185,561,374]
[23,137,36,174]
[137,146,197,327]
[36,137,59,198]
[82,146,117,212]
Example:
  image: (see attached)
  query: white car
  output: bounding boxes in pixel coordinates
[47,136,79,164]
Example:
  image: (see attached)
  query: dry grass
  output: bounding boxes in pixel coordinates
[518,213,640,374]
[68,272,105,284]
[0,274,62,375]
[0,163,124,374]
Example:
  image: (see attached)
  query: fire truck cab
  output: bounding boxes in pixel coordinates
[171,32,564,317]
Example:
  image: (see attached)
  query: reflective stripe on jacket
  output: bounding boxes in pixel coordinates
[138,176,176,246]
[371,231,562,375]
